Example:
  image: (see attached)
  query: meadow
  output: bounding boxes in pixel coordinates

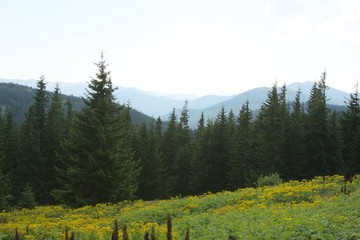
[1,175,359,239]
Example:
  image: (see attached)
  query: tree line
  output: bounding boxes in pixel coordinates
[0,56,359,209]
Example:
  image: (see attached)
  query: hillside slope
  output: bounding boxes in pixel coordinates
[163,83,349,128]
[0,78,232,117]
[0,83,154,126]
[0,175,359,239]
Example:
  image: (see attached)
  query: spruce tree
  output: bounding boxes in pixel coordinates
[18,107,41,204]
[225,110,237,190]
[341,84,360,175]
[17,76,48,204]
[0,154,11,210]
[45,84,65,203]
[278,84,291,178]
[252,104,267,178]
[285,89,306,180]
[304,72,330,178]
[2,109,18,175]
[64,98,74,138]
[161,108,178,196]
[189,112,208,194]
[153,117,168,197]
[135,124,149,199]
[117,104,141,199]
[227,101,253,189]
[3,108,19,203]
[18,183,37,209]
[207,107,229,192]
[0,107,4,145]
[254,84,287,175]
[0,112,11,210]
[33,75,48,148]
[53,54,140,206]
[136,122,165,200]
[173,101,192,195]
[326,111,344,174]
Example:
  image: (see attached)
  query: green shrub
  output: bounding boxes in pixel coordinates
[18,183,37,209]
[255,173,283,187]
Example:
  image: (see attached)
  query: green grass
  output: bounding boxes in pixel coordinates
[0,175,360,239]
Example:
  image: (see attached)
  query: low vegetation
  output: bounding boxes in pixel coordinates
[1,175,359,239]
[1,56,360,239]
[1,56,360,210]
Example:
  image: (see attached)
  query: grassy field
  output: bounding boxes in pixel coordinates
[1,175,360,239]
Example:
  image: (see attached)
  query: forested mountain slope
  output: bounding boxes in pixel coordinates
[0,82,154,125]
[1,68,359,216]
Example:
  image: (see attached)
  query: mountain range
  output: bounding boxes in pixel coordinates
[0,81,154,126]
[0,78,350,128]
[0,78,234,117]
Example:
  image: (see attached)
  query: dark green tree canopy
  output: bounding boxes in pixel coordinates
[0,65,356,208]
[53,54,140,206]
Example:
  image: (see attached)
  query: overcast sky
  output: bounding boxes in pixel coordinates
[1,0,360,96]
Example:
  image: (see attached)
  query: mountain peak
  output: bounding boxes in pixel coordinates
[0,78,351,124]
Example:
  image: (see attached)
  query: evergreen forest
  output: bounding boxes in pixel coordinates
[1,55,360,210]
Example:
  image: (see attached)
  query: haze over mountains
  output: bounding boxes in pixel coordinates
[0,78,350,128]
[0,78,234,116]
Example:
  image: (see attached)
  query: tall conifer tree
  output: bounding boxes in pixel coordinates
[53,54,140,206]
[189,112,208,194]
[285,89,306,180]
[64,98,74,138]
[326,111,344,174]
[304,72,330,178]
[0,112,10,210]
[341,84,360,175]
[207,107,229,192]
[45,84,65,203]
[225,110,237,189]
[254,84,286,175]
[2,108,19,201]
[161,108,178,196]
[227,101,253,189]
[18,76,48,203]
[136,121,165,200]
[173,101,192,195]
[0,152,11,210]
[33,75,48,148]
[153,117,168,198]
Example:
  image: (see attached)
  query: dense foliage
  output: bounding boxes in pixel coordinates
[0,82,153,126]
[0,56,359,210]
[52,55,141,206]
[0,175,359,239]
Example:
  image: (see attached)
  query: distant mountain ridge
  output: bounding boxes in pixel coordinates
[0,82,154,126]
[162,82,350,128]
[0,78,233,117]
[0,78,351,128]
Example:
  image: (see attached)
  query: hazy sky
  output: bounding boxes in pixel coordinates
[1,0,360,96]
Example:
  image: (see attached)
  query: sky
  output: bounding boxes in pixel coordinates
[1,0,360,96]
